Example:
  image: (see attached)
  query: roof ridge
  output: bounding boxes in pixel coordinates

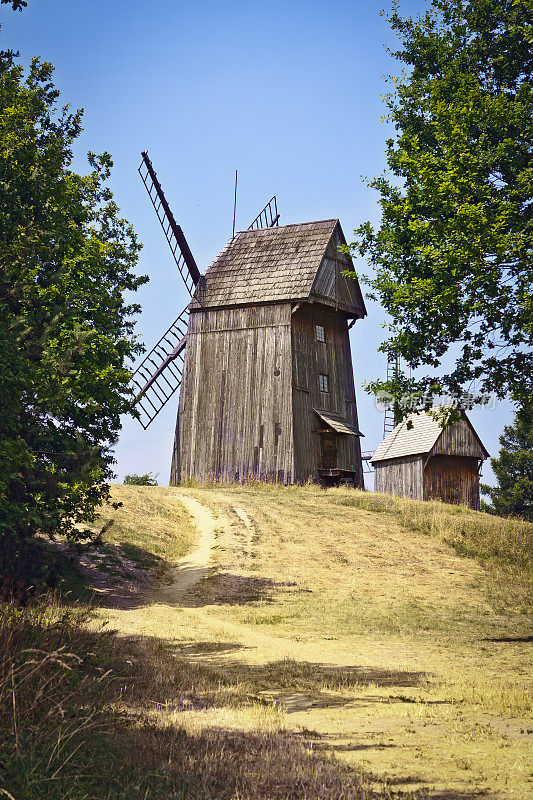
[234,219,338,235]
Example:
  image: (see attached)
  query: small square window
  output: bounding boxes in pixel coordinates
[319,373,329,393]
[316,324,325,343]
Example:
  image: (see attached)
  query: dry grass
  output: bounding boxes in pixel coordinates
[82,484,197,579]
[2,482,532,799]
[444,671,532,718]
[147,482,532,799]
[94,484,196,559]
[0,597,376,800]
[327,488,533,613]
[179,479,532,611]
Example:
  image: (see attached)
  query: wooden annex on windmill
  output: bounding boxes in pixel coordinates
[370,410,489,509]
[170,220,367,486]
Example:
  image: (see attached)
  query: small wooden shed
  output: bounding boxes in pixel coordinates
[370,410,489,509]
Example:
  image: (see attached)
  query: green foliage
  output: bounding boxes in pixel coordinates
[0,536,80,599]
[123,473,159,486]
[0,55,146,571]
[482,406,533,520]
[1,0,27,10]
[349,0,533,412]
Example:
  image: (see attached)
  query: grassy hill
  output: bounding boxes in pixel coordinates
[1,484,532,799]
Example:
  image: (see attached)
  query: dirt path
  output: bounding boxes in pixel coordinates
[159,494,218,601]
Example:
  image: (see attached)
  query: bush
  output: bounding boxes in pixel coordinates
[123,473,159,486]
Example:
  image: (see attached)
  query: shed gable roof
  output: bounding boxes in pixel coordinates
[370,409,488,463]
[190,220,366,316]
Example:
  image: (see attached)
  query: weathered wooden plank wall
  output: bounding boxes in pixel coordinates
[311,228,365,316]
[176,304,294,483]
[169,409,180,485]
[291,305,363,484]
[373,455,424,499]
[374,453,481,508]
[431,419,486,458]
[423,454,480,509]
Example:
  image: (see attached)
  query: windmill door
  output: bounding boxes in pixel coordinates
[320,432,337,469]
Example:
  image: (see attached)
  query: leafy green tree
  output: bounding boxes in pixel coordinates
[350,0,533,412]
[482,408,533,520]
[0,55,146,576]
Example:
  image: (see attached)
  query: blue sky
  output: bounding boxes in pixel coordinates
[1,0,513,487]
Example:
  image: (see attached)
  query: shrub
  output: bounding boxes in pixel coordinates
[123,473,159,486]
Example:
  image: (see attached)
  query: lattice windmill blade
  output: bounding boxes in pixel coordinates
[247,196,280,230]
[138,151,201,295]
[131,306,190,429]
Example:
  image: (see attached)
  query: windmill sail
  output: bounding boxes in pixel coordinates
[139,151,201,294]
[134,156,281,431]
[131,306,189,429]
[247,196,279,230]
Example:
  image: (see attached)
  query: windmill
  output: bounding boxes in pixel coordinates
[132,152,367,487]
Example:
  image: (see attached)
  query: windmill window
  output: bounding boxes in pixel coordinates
[319,373,329,393]
[316,324,326,343]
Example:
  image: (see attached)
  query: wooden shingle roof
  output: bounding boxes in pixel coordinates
[191,220,366,316]
[371,410,488,463]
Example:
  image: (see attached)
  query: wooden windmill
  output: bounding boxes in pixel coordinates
[132,153,367,487]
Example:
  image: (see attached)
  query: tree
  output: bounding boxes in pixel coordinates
[482,407,533,519]
[1,0,27,10]
[0,55,146,578]
[350,0,533,413]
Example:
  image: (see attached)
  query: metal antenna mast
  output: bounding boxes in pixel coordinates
[383,352,401,438]
[232,170,238,239]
